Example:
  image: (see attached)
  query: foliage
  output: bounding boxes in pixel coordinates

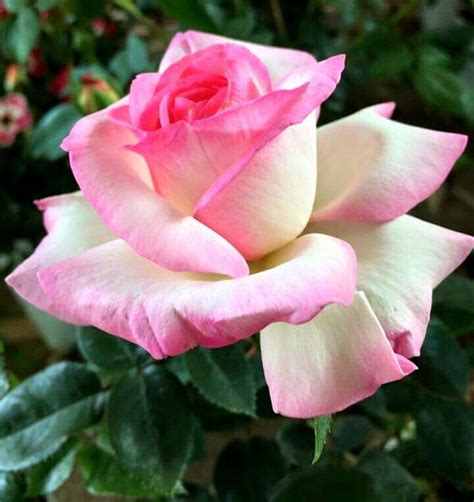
[0,0,473,500]
[0,294,473,500]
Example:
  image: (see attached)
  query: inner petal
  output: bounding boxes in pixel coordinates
[128,43,272,131]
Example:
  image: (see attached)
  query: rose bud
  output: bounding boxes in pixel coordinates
[49,66,70,100]
[0,0,8,19]
[0,93,33,147]
[76,73,120,114]
[90,17,117,37]
[27,48,47,79]
[4,64,23,91]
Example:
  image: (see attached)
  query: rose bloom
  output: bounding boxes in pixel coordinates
[7,32,472,418]
[0,93,33,147]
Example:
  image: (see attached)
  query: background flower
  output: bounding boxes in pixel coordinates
[0,93,32,146]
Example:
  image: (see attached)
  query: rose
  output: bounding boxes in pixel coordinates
[7,31,472,418]
[0,93,33,147]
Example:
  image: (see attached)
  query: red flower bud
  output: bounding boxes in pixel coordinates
[50,66,70,100]
[4,65,22,91]
[27,48,47,79]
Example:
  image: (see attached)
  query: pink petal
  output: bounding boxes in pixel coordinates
[5,193,114,315]
[133,55,344,222]
[174,233,356,347]
[160,30,317,84]
[261,292,416,418]
[312,103,468,222]
[312,216,474,358]
[61,109,249,278]
[133,44,272,131]
[37,233,356,359]
[128,73,161,130]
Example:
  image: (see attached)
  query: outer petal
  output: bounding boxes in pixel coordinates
[61,109,249,278]
[312,216,473,358]
[160,30,316,84]
[311,103,468,222]
[5,193,114,314]
[37,233,357,359]
[261,292,416,418]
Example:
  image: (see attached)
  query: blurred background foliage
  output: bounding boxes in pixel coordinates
[0,0,473,501]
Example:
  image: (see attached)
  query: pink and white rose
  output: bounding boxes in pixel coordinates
[7,31,473,418]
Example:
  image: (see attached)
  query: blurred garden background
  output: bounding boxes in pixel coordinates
[0,0,473,501]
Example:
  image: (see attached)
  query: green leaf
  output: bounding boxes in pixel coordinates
[413,48,474,121]
[109,52,132,86]
[0,341,9,398]
[188,417,207,465]
[214,437,288,502]
[76,326,141,372]
[172,482,216,501]
[383,380,424,414]
[189,391,251,432]
[36,0,62,10]
[433,275,474,336]
[332,414,373,451]
[415,396,474,488]
[154,0,219,32]
[277,421,314,466]
[166,354,191,385]
[391,438,426,480]
[107,366,193,496]
[0,362,103,471]
[109,34,151,85]
[0,472,26,502]
[79,444,166,498]
[414,65,461,115]
[415,318,469,397]
[26,439,78,496]
[359,389,387,418]
[312,415,332,463]
[249,352,266,390]
[70,0,106,19]
[357,450,420,502]
[184,345,257,416]
[8,8,40,63]
[28,104,81,161]
[126,34,150,73]
[370,43,413,78]
[4,0,29,12]
[271,465,378,502]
